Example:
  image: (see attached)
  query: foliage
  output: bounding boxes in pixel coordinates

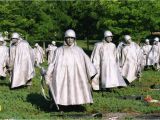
[0,0,160,43]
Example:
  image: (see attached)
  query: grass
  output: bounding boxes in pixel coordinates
[0,41,160,119]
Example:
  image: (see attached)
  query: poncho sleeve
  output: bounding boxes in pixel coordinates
[90,44,101,90]
[45,48,59,84]
[82,49,97,80]
[91,43,101,79]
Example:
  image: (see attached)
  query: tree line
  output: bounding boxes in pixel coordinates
[0,0,159,44]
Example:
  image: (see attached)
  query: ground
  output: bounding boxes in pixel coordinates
[0,40,160,119]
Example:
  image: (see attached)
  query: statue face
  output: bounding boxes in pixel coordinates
[154,41,158,45]
[0,41,3,45]
[105,36,112,42]
[125,39,132,44]
[11,38,19,44]
[65,37,75,46]
[145,41,150,45]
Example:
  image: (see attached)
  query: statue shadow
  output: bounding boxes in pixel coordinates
[0,82,10,86]
[0,78,10,86]
[27,93,55,112]
[83,48,92,57]
[27,93,86,112]
[58,105,86,112]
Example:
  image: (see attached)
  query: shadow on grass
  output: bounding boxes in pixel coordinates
[50,112,102,119]
[0,82,10,86]
[27,93,86,112]
[27,93,54,112]
[135,113,160,119]
[83,48,92,57]
[0,78,10,86]
[58,105,86,112]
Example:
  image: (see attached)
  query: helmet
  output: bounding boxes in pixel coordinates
[64,29,76,38]
[11,32,20,39]
[124,35,131,41]
[145,39,149,42]
[154,37,159,42]
[35,43,39,47]
[0,36,4,42]
[104,30,113,37]
[4,31,8,35]
[52,41,56,45]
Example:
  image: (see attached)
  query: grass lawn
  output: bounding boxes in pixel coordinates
[0,40,160,119]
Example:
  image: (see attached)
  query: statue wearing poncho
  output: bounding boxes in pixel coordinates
[45,29,97,105]
[9,33,35,88]
[119,35,142,83]
[0,36,9,77]
[91,31,127,90]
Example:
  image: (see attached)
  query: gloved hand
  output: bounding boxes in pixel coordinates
[137,71,141,78]
[40,67,46,76]
[44,75,51,85]
[45,79,50,85]
[8,67,13,73]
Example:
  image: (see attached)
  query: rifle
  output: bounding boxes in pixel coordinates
[40,67,59,110]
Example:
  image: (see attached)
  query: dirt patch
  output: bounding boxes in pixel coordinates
[50,112,160,119]
[135,113,160,120]
[102,112,160,120]
[102,112,140,120]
